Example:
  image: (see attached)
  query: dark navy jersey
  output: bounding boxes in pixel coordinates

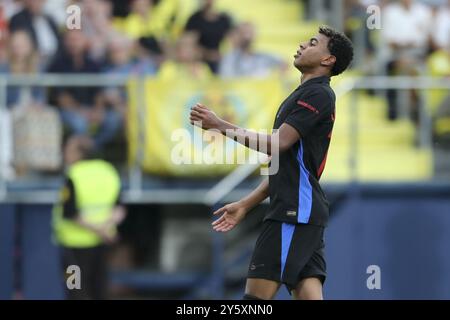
[266,76,336,227]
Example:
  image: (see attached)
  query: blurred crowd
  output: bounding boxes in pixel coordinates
[0,0,287,178]
[343,0,450,146]
[0,0,450,179]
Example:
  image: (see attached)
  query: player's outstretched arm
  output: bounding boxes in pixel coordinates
[212,178,269,232]
[189,103,300,155]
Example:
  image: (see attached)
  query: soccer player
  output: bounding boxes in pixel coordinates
[189,26,353,300]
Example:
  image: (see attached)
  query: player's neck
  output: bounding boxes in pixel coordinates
[300,72,329,84]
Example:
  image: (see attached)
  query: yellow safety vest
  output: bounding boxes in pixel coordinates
[53,160,121,248]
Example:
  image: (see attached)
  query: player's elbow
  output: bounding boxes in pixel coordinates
[265,136,290,155]
[278,139,292,154]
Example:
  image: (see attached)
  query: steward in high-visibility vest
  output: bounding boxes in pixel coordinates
[53,136,125,300]
[53,159,121,248]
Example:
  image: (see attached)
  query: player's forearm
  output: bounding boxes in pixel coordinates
[218,120,274,155]
[238,178,269,212]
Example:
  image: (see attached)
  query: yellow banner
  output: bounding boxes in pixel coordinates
[128,77,285,176]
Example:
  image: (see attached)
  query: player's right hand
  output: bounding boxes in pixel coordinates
[189,103,224,131]
[212,202,247,233]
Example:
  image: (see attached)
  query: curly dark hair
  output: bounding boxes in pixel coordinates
[318,26,354,76]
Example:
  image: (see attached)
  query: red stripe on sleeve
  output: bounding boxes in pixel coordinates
[317,151,328,178]
[297,100,319,114]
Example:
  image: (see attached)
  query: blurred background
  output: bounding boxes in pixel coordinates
[0,0,450,300]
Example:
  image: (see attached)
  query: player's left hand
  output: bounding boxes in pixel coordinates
[189,103,223,131]
[212,202,247,233]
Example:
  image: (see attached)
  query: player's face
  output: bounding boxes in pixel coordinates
[294,33,331,71]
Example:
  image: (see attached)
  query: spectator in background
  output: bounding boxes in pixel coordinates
[9,0,60,66]
[113,0,165,40]
[48,30,122,152]
[104,36,157,77]
[102,36,157,120]
[112,0,175,65]
[219,22,287,78]
[1,31,62,177]
[80,0,119,63]
[138,36,165,67]
[0,30,45,180]
[185,0,233,73]
[381,0,432,121]
[0,31,45,108]
[381,0,432,65]
[158,32,212,81]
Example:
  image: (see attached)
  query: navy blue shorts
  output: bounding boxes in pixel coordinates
[247,219,326,292]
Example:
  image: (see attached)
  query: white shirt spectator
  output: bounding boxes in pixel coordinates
[381,1,432,57]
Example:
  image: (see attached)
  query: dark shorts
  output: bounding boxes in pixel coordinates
[247,219,326,293]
